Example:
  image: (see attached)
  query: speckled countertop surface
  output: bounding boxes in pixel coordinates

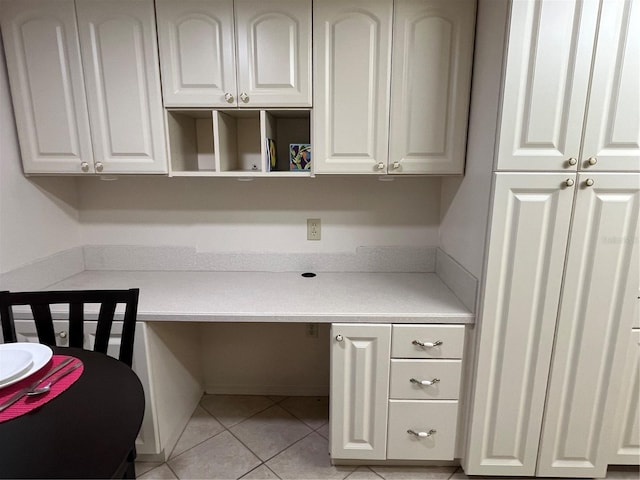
[33,270,474,324]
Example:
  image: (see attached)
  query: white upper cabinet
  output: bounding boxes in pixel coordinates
[155,0,237,107]
[0,0,94,174]
[313,0,393,174]
[234,0,311,107]
[497,0,639,172]
[0,0,168,174]
[156,0,311,108]
[388,0,475,175]
[313,0,475,175]
[75,0,167,173]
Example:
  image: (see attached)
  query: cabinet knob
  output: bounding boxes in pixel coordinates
[407,429,436,438]
[410,377,440,387]
[412,340,443,348]
[392,161,400,170]
[240,92,249,103]
[376,162,385,170]
[567,157,577,166]
[587,156,598,166]
[95,162,104,173]
[565,178,575,187]
[80,161,90,172]
[57,331,68,339]
[335,335,343,342]
[224,93,234,103]
[585,178,595,187]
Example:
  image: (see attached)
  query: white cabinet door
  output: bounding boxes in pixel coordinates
[330,323,391,460]
[464,173,575,476]
[581,0,640,172]
[611,329,640,464]
[234,0,311,107]
[496,0,599,171]
[75,0,167,173]
[537,173,640,477]
[388,0,475,175]
[313,0,392,174]
[155,0,237,107]
[0,0,94,174]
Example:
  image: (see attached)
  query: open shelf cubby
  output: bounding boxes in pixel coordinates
[166,109,312,177]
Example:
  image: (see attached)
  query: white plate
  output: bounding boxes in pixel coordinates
[0,343,53,389]
[0,349,32,383]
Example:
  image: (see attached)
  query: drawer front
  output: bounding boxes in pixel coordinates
[387,400,459,460]
[390,359,462,400]
[391,325,464,358]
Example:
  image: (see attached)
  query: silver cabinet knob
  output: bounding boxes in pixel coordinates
[240,92,249,103]
[567,157,577,166]
[57,331,68,339]
[80,161,90,172]
[565,178,575,187]
[407,429,436,438]
[585,178,595,187]
[224,92,234,103]
[335,335,343,342]
[392,161,400,170]
[95,162,104,173]
[376,162,385,170]
[587,156,598,166]
[412,340,443,348]
[410,377,440,386]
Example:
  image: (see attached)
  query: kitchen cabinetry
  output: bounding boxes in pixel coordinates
[610,329,640,464]
[313,0,475,175]
[13,320,160,455]
[330,323,465,462]
[0,0,167,174]
[466,173,639,477]
[496,0,640,172]
[155,0,311,108]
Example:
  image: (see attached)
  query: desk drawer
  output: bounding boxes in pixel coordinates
[387,400,458,460]
[390,359,462,400]
[391,325,464,358]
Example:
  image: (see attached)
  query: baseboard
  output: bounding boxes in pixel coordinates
[204,384,329,397]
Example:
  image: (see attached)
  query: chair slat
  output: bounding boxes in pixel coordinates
[94,301,116,354]
[0,291,18,343]
[31,304,56,346]
[69,302,84,348]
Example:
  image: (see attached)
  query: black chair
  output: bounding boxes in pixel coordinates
[0,288,141,479]
[0,289,139,367]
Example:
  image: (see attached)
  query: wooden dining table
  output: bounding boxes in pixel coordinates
[0,346,145,479]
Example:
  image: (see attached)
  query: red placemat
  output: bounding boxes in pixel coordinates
[0,355,84,424]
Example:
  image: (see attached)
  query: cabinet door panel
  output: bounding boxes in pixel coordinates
[537,173,640,477]
[330,323,391,460]
[388,0,475,174]
[0,0,93,173]
[76,0,167,173]
[235,0,311,107]
[610,329,640,464]
[464,173,574,476]
[313,0,392,173]
[156,0,237,107]
[496,0,599,171]
[581,0,640,172]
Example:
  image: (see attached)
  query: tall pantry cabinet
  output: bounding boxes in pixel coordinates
[0,0,167,174]
[464,0,639,478]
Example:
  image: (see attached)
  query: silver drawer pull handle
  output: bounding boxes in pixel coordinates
[407,429,436,438]
[410,377,440,386]
[412,340,443,348]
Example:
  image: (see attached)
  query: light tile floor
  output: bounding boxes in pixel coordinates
[137,395,639,480]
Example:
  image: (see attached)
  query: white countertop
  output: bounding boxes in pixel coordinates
[38,270,474,324]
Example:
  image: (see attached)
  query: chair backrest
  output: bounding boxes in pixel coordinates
[0,289,139,367]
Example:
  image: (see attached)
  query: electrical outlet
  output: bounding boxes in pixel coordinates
[306,323,319,337]
[307,218,321,240]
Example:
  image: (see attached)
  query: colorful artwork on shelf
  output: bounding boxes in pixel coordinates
[265,138,276,171]
[290,144,311,171]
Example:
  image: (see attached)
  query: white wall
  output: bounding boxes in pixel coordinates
[0,38,81,274]
[77,175,442,254]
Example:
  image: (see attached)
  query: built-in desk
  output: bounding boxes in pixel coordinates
[9,269,474,461]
